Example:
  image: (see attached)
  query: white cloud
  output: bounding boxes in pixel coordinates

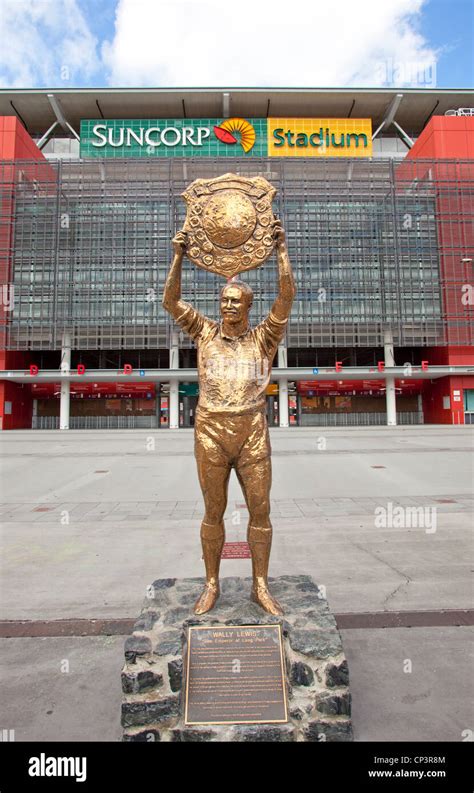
[0,0,439,89]
[102,0,439,88]
[0,0,100,88]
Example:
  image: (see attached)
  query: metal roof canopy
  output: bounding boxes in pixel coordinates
[1,366,472,384]
[1,87,473,137]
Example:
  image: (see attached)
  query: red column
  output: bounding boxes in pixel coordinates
[0,117,50,429]
[402,117,474,424]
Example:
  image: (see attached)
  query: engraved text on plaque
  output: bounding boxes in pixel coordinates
[184,624,288,725]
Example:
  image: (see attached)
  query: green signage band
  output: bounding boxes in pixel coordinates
[80,118,267,158]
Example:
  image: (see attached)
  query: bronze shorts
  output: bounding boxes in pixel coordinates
[194,408,271,470]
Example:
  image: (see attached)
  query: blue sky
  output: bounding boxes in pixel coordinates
[419,0,473,87]
[0,0,472,89]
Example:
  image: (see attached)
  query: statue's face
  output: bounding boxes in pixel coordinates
[220,285,251,324]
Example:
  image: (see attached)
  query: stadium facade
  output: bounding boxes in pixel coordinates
[0,87,473,430]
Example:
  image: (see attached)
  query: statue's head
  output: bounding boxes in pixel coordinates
[220,280,253,325]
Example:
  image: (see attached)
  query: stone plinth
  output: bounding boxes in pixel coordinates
[121,576,353,742]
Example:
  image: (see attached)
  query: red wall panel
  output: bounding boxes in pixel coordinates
[422,375,473,425]
[405,117,474,384]
[0,350,33,429]
[0,119,47,428]
[407,116,474,160]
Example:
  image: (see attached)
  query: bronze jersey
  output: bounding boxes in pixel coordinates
[174,302,288,414]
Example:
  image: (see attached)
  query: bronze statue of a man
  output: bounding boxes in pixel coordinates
[163,220,295,616]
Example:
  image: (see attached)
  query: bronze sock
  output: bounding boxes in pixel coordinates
[247,525,283,615]
[247,525,272,590]
[200,521,225,588]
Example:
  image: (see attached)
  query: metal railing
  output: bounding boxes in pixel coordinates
[32,415,159,429]
[32,411,424,429]
[299,411,423,426]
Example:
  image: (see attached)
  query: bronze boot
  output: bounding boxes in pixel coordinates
[248,525,283,616]
[194,521,225,614]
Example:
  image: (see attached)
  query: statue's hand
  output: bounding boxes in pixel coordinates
[172,230,188,255]
[273,219,286,249]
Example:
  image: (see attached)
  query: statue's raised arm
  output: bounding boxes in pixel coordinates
[162,229,188,320]
[270,219,296,322]
[162,229,211,343]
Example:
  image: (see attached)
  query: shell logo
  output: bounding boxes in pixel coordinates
[213,118,256,153]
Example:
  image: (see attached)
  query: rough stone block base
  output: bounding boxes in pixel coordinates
[121,576,353,742]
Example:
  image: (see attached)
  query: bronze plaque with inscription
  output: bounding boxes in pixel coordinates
[184,624,288,725]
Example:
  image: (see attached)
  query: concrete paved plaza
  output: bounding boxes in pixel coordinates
[0,425,473,741]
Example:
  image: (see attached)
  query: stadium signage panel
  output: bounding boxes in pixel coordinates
[80,118,372,158]
[268,119,372,157]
